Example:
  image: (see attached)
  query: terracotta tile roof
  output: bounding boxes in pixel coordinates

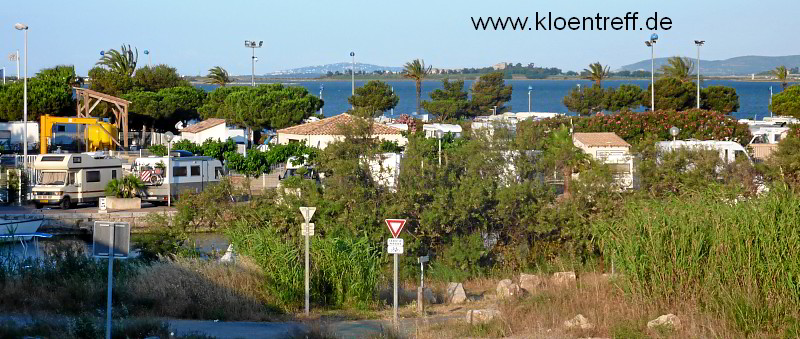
[573,132,630,148]
[276,113,403,135]
[181,119,226,133]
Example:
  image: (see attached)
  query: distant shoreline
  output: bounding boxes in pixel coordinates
[190,76,795,85]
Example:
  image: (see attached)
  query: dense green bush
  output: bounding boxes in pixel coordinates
[595,186,800,335]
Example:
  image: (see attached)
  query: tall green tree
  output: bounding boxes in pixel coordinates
[769,85,800,118]
[133,64,189,92]
[642,77,697,111]
[701,86,740,114]
[0,65,78,121]
[470,72,513,115]
[771,65,790,90]
[584,62,610,87]
[659,56,694,83]
[97,44,138,76]
[219,84,323,141]
[88,66,135,97]
[403,59,432,115]
[124,87,206,131]
[206,66,232,87]
[421,79,470,121]
[197,86,249,119]
[562,85,608,116]
[606,84,644,112]
[347,80,398,118]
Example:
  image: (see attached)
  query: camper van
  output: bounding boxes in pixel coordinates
[133,155,224,204]
[656,140,751,164]
[31,153,123,209]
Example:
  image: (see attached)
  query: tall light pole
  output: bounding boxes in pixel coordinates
[527,85,533,112]
[319,84,324,116]
[245,40,263,87]
[350,52,355,95]
[15,23,28,188]
[645,33,658,111]
[769,86,774,117]
[695,40,705,109]
[143,49,151,67]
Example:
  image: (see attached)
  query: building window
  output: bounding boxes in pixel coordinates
[86,171,101,182]
[191,165,201,176]
[173,166,188,177]
[73,157,82,164]
[112,170,117,179]
[215,167,223,179]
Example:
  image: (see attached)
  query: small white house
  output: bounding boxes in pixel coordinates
[276,113,407,149]
[0,121,39,151]
[179,119,246,145]
[573,132,635,189]
[423,123,462,138]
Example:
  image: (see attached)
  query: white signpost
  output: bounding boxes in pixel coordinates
[385,218,406,326]
[92,222,131,339]
[299,207,316,316]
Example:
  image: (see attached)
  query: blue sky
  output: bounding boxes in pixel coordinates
[1,0,796,76]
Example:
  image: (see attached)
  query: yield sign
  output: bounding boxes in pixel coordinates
[299,207,316,223]
[385,219,406,238]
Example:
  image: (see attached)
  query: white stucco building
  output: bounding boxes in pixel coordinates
[179,119,246,144]
[276,113,407,149]
[573,132,634,189]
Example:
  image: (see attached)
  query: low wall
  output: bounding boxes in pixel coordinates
[3,211,176,234]
[105,197,142,210]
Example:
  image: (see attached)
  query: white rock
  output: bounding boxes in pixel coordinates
[423,287,437,304]
[563,314,594,330]
[519,273,543,294]
[446,282,467,304]
[496,279,521,299]
[647,314,681,330]
[220,244,235,263]
[465,309,501,324]
[552,271,577,286]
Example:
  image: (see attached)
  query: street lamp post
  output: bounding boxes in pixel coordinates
[645,33,658,111]
[164,132,174,206]
[527,85,533,112]
[669,126,680,141]
[143,50,151,67]
[245,40,263,87]
[319,84,324,116]
[15,23,28,201]
[350,52,355,108]
[695,40,705,109]
[769,86,774,117]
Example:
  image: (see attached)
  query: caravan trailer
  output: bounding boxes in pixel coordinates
[31,153,123,209]
[133,155,224,204]
[656,140,751,164]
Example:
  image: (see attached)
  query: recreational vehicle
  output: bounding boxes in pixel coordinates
[31,152,123,209]
[656,140,751,164]
[133,155,224,204]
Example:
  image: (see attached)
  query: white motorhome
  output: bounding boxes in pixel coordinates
[656,140,751,164]
[133,155,224,204]
[31,153,123,209]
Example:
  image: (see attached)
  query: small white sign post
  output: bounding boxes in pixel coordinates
[299,207,316,316]
[92,222,131,339]
[418,255,429,315]
[385,218,407,326]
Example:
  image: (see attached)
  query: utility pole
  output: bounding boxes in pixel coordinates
[350,52,356,96]
[695,40,705,109]
[245,40,263,87]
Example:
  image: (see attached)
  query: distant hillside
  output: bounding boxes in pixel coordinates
[618,55,800,76]
[267,62,404,78]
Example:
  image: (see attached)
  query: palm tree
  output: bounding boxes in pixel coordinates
[403,59,432,115]
[206,66,231,86]
[659,56,694,82]
[542,126,588,199]
[584,62,610,87]
[771,65,789,90]
[96,44,138,76]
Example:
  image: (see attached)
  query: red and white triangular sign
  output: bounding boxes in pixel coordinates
[385,219,406,238]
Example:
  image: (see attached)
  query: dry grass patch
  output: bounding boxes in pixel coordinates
[418,273,742,338]
[124,256,281,321]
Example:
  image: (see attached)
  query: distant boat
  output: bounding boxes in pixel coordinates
[0,217,44,242]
